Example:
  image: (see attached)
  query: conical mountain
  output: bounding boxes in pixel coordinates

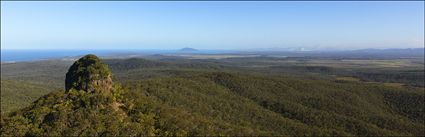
[1,54,158,136]
[65,54,113,93]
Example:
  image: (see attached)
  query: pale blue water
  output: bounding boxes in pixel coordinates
[1,50,121,62]
[1,49,233,62]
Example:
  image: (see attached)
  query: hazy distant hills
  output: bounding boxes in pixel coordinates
[240,48,424,59]
[349,48,424,58]
[179,47,198,52]
[314,48,424,59]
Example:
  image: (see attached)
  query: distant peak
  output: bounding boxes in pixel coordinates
[65,54,113,93]
[179,47,198,52]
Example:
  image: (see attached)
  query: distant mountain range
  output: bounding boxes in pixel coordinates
[338,48,424,58]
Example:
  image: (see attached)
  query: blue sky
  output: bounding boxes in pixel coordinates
[1,1,424,50]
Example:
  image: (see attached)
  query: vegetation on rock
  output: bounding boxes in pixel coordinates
[65,54,113,93]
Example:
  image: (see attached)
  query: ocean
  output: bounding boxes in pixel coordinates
[0,50,123,62]
[0,49,232,62]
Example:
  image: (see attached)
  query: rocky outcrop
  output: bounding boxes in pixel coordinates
[65,54,113,93]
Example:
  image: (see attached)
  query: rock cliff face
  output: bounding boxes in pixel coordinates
[65,54,113,93]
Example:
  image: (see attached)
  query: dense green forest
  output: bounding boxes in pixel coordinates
[1,54,424,136]
[1,80,58,114]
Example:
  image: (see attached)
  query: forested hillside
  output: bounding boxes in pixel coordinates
[1,55,424,136]
[1,80,58,114]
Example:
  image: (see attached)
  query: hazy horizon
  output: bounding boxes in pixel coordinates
[1,1,424,50]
